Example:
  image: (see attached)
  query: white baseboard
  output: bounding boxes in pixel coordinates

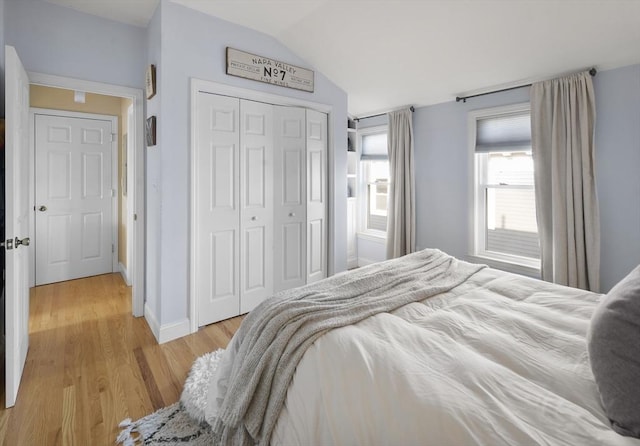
[347,257,359,269]
[144,302,160,341]
[119,262,131,286]
[158,318,191,344]
[143,303,191,344]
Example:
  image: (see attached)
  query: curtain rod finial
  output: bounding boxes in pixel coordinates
[589,68,597,76]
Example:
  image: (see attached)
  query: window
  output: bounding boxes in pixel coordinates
[359,126,389,235]
[470,105,540,270]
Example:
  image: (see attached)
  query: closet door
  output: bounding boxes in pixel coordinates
[196,93,240,327]
[273,106,307,292]
[239,100,274,313]
[306,110,328,283]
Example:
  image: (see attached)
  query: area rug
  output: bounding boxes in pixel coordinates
[117,349,224,445]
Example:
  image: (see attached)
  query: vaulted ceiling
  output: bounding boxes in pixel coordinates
[44,0,640,116]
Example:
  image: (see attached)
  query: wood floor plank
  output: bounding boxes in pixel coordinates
[0,273,242,445]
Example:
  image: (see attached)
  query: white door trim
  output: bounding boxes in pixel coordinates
[27,72,145,317]
[189,78,335,333]
[30,109,119,281]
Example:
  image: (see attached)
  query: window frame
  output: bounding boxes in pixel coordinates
[468,103,541,274]
[357,125,389,239]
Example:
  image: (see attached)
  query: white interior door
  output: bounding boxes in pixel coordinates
[273,106,306,292]
[4,45,31,408]
[196,93,241,327]
[306,110,328,283]
[34,114,114,285]
[239,99,274,313]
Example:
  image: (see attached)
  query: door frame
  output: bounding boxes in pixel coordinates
[27,72,145,317]
[30,109,119,283]
[189,78,334,333]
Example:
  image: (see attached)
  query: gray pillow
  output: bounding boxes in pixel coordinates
[587,265,640,438]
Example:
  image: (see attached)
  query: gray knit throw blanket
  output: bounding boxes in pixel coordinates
[206,249,485,445]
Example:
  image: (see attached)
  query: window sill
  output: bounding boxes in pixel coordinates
[356,231,386,243]
[466,254,540,279]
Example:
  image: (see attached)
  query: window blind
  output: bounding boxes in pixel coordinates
[361,132,388,160]
[475,112,531,153]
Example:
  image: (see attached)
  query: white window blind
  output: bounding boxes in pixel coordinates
[475,112,531,153]
[361,132,388,160]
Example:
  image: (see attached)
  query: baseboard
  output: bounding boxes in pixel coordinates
[143,303,191,344]
[347,257,359,269]
[158,318,191,344]
[144,303,160,341]
[119,262,131,286]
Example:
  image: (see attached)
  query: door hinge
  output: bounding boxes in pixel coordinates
[134,213,138,221]
[110,133,117,143]
[112,189,116,197]
[112,244,115,253]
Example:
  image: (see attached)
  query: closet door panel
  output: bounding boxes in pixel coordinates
[274,106,307,292]
[240,100,274,313]
[306,110,328,283]
[196,93,240,326]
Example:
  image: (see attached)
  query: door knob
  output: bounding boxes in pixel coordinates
[39,205,47,212]
[288,212,295,217]
[251,216,257,221]
[15,237,30,247]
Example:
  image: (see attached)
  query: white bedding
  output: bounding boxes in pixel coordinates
[271,267,640,446]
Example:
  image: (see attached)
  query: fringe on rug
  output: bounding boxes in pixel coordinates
[116,403,182,445]
[116,417,137,446]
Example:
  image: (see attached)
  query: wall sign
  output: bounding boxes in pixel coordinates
[226,47,314,93]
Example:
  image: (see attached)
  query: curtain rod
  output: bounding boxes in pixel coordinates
[455,68,597,103]
[354,106,414,122]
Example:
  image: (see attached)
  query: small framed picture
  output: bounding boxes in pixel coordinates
[146,64,156,99]
[146,116,156,146]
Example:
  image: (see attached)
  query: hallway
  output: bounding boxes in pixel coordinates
[0,274,241,445]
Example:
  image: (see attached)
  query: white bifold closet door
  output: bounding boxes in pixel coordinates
[195,92,327,327]
[239,100,274,313]
[305,109,328,283]
[273,106,306,292]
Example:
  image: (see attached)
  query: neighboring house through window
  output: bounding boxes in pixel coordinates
[358,126,389,236]
[470,104,540,272]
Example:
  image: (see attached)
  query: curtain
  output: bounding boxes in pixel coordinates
[530,71,600,291]
[386,108,415,259]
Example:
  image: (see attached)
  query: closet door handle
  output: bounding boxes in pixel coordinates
[39,205,47,212]
[251,216,257,221]
[288,212,295,217]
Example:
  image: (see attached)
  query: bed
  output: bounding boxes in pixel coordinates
[195,249,640,446]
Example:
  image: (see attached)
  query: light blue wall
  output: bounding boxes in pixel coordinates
[145,3,162,321]
[413,64,640,292]
[4,0,146,89]
[593,64,640,291]
[152,1,348,325]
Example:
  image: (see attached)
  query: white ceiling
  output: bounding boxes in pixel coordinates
[44,0,640,116]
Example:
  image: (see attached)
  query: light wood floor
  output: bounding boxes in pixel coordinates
[0,273,243,446]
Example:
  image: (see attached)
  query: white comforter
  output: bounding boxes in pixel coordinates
[271,268,640,446]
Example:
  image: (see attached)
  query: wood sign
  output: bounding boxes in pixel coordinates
[226,47,314,92]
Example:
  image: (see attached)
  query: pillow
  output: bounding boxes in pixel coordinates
[587,265,640,438]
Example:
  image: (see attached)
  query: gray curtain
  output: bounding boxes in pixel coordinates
[386,108,415,259]
[530,71,600,291]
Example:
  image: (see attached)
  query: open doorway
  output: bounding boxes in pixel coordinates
[27,73,144,317]
[30,89,126,285]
